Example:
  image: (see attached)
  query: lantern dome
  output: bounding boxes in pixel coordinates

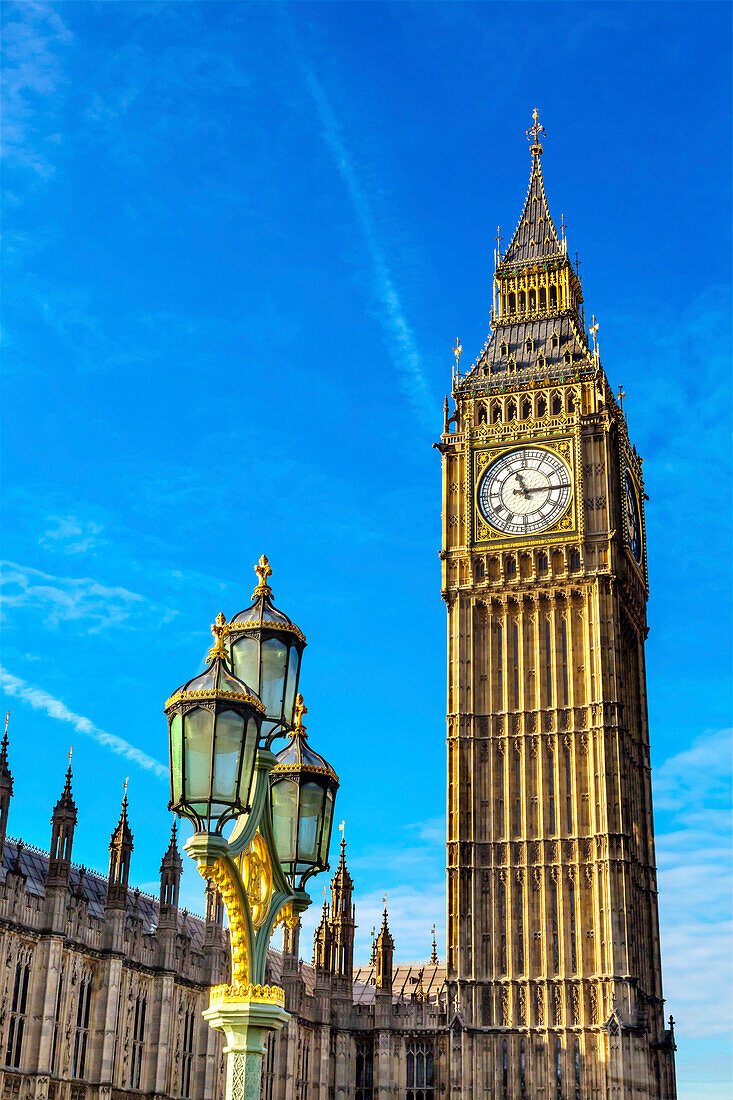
[226,556,307,736]
[269,694,338,888]
[166,614,264,834]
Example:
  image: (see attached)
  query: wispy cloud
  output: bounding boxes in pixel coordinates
[1,1,72,179]
[654,727,733,1039]
[1,560,143,630]
[293,52,434,430]
[39,515,106,555]
[0,667,167,779]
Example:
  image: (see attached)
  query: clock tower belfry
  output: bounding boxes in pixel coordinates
[437,114,677,1098]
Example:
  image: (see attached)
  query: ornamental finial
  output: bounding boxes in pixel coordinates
[294,693,308,732]
[526,108,545,157]
[252,554,273,598]
[207,611,229,662]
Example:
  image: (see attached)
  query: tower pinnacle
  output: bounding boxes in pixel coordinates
[526,107,545,157]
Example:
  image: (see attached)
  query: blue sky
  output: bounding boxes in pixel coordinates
[1,2,731,1094]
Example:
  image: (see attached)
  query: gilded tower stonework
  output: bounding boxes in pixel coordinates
[437,114,677,1098]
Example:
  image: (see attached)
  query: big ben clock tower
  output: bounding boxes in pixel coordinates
[437,113,677,1098]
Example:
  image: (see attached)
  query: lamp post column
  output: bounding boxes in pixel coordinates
[203,997,289,1100]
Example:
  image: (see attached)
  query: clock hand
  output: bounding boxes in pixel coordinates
[515,471,531,499]
[525,482,572,493]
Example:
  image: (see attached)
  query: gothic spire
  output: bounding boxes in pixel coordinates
[0,712,12,790]
[53,748,77,820]
[375,899,394,993]
[430,924,438,966]
[159,816,182,925]
[106,780,134,910]
[499,109,563,269]
[0,713,13,869]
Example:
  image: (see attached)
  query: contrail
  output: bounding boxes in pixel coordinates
[0,667,167,780]
[298,61,435,430]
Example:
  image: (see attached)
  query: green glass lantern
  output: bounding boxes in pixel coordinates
[269,694,339,889]
[166,614,264,833]
[226,556,306,739]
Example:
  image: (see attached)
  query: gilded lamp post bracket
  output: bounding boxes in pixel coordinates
[185,747,306,994]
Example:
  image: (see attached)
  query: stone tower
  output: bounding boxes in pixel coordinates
[47,756,77,889]
[329,836,356,987]
[437,112,677,1098]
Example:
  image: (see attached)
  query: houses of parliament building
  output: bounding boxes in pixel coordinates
[0,117,676,1099]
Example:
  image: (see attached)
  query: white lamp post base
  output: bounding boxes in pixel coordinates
[203,996,289,1100]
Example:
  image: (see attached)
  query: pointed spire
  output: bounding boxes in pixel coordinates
[106,780,134,910]
[47,750,78,888]
[430,924,438,965]
[159,814,182,924]
[53,748,76,818]
[0,712,13,793]
[375,897,394,993]
[498,110,562,269]
[0,713,13,870]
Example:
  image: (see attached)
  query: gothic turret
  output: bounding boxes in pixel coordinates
[0,713,14,869]
[329,834,355,985]
[158,818,182,928]
[312,897,333,973]
[47,753,77,889]
[106,784,133,911]
[375,904,394,994]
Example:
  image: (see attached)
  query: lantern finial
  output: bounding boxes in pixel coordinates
[294,693,307,732]
[252,554,273,597]
[207,612,229,662]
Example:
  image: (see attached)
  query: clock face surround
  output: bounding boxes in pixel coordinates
[624,471,642,563]
[478,446,573,536]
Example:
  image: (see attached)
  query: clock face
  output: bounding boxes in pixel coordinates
[478,447,573,536]
[624,471,642,563]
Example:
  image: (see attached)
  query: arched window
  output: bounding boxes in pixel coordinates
[500,341,508,357]
[537,395,547,417]
[529,288,536,310]
[507,401,517,420]
[564,349,572,365]
[508,356,517,373]
[551,330,559,348]
[518,290,526,311]
[538,354,546,369]
[522,398,531,420]
[6,949,32,1069]
[549,285,558,309]
[506,556,517,578]
[492,403,502,423]
[540,287,547,309]
[567,392,576,413]
[508,293,516,314]
[478,404,487,425]
[128,989,146,1088]
[525,337,533,352]
[355,1038,373,1100]
[406,1040,434,1100]
[552,393,562,415]
[569,549,581,571]
[537,551,548,575]
[474,558,485,581]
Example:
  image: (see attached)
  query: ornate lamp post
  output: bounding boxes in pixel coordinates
[165,560,338,1100]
